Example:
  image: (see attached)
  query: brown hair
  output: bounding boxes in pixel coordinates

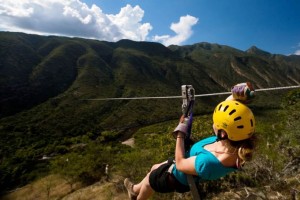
[229,135,257,165]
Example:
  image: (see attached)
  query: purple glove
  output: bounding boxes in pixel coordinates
[173,115,190,138]
[231,82,255,102]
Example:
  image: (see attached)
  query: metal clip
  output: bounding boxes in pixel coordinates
[181,85,195,116]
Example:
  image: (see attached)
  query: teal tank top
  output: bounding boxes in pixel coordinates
[172,136,237,186]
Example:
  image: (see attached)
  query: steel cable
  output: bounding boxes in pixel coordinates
[82,85,300,101]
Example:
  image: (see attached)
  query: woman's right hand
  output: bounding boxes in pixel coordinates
[229,82,255,103]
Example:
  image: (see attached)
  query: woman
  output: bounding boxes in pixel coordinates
[124,83,256,200]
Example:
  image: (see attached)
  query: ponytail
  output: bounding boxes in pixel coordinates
[229,136,256,166]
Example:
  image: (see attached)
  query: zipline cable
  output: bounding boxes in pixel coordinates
[83,85,300,101]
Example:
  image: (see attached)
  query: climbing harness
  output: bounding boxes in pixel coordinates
[181,85,201,200]
[82,85,300,101]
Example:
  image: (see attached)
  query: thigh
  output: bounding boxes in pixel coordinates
[149,163,174,193]
[149,162,190,194]
[150,160,167,172]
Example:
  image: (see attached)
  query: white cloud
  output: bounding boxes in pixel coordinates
[294,50,300,55]
[0,0,152,42]
[107,4,152,41]
[292,43,300,55]
[152,15,199,46]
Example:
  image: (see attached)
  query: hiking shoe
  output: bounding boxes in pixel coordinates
[124,178,137,200]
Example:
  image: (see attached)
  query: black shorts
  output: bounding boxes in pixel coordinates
[149,162,190,193]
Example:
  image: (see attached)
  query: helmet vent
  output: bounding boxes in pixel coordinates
[237,125,244,129]
[224,105,229,112]
[250,119,253,127]
[234,116,242,121]
[229,109,236,115]
[218,104,223,111]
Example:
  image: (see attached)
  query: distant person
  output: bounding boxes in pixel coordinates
[124,83,257,200]
[105,164,110,181]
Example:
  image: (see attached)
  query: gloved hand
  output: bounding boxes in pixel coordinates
[231,82,255,103]
[173,115,191,139]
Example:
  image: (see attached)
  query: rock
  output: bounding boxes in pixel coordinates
[121,138,135,147]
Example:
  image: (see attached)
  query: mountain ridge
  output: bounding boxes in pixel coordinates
[0,32,299,116]
[1,31,299,120]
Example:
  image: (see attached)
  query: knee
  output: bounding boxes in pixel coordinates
[150,163,160,171]
[150,165,156,172]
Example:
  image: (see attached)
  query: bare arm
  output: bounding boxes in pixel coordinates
[175,131,198,175]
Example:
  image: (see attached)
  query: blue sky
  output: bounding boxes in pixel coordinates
[0,0,299,55]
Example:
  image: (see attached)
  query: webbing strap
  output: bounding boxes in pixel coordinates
[185,105,201,199]
[187,174,201,199]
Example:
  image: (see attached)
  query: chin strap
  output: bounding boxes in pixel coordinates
[216,130,228,142]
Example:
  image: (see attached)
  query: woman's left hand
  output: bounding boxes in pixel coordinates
[173,115,191,139]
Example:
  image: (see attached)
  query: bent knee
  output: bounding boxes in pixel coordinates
[150,164,159,171]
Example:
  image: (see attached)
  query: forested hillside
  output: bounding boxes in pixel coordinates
[0,32,299,199]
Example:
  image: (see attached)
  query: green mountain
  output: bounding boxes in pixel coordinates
[1,32,299,119]
[0,32,299,195]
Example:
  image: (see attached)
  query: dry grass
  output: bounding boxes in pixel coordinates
[62,181,128,200]
[2,175,81,200]
[2,174,128,200]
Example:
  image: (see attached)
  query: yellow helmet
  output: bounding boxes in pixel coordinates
[213,100,255,141]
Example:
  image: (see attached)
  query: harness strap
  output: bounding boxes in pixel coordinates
[181,85,202,199]
[167,163,174,173]
[167,161,200,198]
[187,175,201,199]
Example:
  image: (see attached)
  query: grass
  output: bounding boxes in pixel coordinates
[2,175,82,200]
[2,90,300,199]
